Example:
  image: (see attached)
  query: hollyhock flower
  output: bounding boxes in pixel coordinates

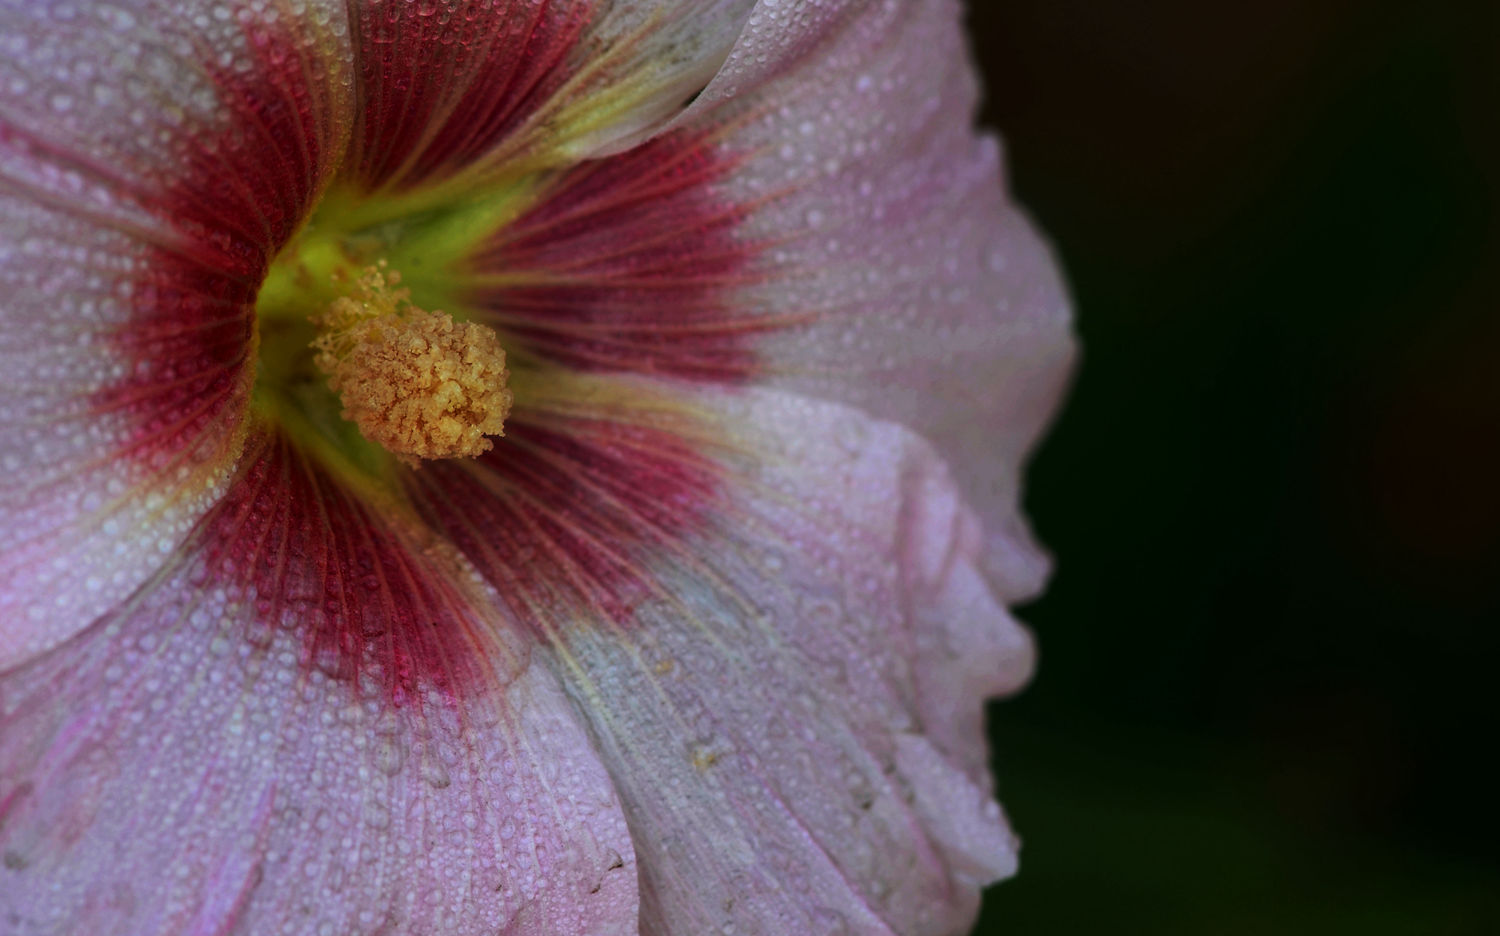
[0,0,1072,933]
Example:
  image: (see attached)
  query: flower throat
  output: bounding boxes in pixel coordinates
[252,184,529,474]
[310,264,511,467]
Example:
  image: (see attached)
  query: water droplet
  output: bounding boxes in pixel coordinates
[364,801,390,829]
[373,737,405,776]
[421,758,451,789]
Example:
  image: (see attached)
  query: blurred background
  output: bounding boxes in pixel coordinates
[966,2,1499,933]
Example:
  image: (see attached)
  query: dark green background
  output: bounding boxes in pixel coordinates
[966,2,1499,932]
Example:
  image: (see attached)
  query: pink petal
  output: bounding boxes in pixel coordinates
[0,429,639,935]
[405,376,1033,934]
[0,1,350,669]
[532,385,1035,935]
[692,0,1077,595]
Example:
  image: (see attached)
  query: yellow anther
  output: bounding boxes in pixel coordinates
[310,264,512,466]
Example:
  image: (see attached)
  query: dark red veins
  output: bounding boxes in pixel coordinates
[404,413,721,641]
[347,0,596,189]
[191,413,723,705]
[469,128,772,382]
[104,20,335,465]
[198,429,491,706]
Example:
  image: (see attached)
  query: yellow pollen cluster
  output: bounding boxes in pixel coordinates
[310,264,512,466]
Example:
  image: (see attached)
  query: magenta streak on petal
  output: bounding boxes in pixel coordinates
[181,782,275,934]
[468,128,778,382]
